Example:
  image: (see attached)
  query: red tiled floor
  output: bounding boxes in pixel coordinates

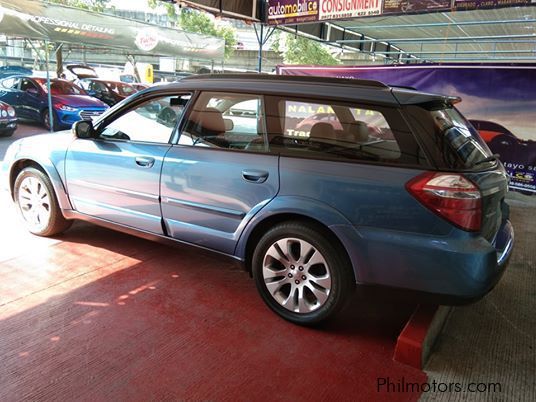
[0,222,426,401]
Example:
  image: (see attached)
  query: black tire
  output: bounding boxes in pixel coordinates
[0,128,15,137]
[252,221,354,325]
[14,167,73,236]
[42,108,58,131]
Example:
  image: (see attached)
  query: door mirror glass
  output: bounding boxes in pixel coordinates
[223,118,234,131]
[73,119,94,139]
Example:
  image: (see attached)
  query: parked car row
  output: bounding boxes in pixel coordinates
[0,63,156,133]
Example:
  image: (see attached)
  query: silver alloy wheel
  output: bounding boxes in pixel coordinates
[18,176,51,232]
[262,238,332,313]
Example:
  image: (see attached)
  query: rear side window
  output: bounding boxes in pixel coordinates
[404,104,495,170]
[265,96,429,167]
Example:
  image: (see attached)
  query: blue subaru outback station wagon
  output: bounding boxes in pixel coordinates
[2,74,514,325]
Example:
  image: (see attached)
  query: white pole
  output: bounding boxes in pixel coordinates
[45,40,54,132]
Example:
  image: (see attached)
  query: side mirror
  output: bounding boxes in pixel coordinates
[223,118,234,131]
[72,119,95,139]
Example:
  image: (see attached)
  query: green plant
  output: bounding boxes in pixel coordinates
[273,31,340,65]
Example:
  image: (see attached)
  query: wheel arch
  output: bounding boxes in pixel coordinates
[9,158,73,211]
[235,197,356,279]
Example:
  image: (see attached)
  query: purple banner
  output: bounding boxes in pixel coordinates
[278,64,536,194]
[383,0,451,14]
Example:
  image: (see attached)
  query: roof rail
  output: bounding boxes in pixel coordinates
[182,73,389,89]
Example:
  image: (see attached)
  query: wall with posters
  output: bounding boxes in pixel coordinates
[278,64,536,194]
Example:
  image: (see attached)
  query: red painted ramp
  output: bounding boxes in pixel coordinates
[0,223,426,401]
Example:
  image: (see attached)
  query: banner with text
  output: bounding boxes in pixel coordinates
[267,0,536,24]
[0,0,225,59]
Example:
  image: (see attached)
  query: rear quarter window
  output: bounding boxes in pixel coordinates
[403,104,495,170]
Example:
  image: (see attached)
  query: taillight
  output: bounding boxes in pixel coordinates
[406,172,482,232]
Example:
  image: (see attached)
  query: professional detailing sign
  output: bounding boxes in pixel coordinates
[0,0,225,59]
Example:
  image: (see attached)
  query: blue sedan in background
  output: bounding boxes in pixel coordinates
[0,76,108,130]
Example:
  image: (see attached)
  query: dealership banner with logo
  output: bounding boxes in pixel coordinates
[279,64,536,194]
[266,0,536,24]
[267,0,382,24]
[0,0,224,59]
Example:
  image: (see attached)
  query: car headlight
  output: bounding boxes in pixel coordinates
[1,110,7,118]
[7,107,15,117]
[56,104,77,112]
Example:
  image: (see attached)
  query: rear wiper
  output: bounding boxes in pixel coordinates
[473,153,500,166]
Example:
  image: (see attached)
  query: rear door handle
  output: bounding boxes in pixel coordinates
[242,169,269,183]
[135,156,155,168]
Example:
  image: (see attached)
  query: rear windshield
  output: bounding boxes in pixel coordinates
[35,79,86,96]
[404,104,495,170]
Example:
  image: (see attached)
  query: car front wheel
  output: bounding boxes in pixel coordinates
[252,221,354,325]
[42,108,58,131]
[14,167,72,236]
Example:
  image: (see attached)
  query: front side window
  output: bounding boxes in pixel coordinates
[267,96,428,166]
[98,94,190,143]
[180,92,266,151]
[20,79,40,93]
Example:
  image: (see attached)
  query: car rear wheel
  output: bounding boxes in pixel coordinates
[14,167,72,236]
[252,221,354,325]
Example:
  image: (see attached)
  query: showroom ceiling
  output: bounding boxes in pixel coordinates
[288,6,536,63]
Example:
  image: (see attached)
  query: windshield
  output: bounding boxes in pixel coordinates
[36,79,86,96]
[106,82,136,96]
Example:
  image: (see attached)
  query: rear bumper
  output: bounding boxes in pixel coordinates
[331,218,514,302]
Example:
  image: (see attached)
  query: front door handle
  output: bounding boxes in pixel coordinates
[135,156,155,168]
[242,169,269,183]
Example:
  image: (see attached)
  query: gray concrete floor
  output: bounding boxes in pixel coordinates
[423,199,536,401]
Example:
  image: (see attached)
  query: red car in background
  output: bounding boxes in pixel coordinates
[78,78,138,106]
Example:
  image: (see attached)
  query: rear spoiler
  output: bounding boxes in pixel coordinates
[392,87,463,107]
